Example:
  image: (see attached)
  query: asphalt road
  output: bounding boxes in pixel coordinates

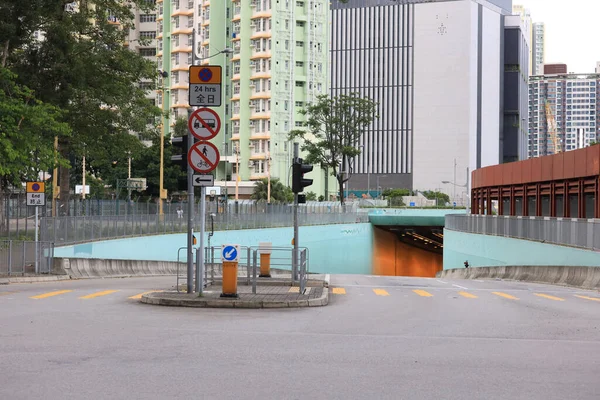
[1,275,599,400]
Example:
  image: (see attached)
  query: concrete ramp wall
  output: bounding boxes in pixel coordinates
[53,258,185,278]
[438,266,600,290]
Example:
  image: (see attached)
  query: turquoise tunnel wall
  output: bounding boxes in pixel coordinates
[444,229,600,270]
[55,223,374,275]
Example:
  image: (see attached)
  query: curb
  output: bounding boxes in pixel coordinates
[0,275,72,284]
[140,288,329,309]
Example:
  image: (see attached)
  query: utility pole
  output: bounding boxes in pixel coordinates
[82,154,86,200]
[187,31,197,294]
[267,151,271,204]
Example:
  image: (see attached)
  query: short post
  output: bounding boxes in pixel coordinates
[258,242,272,278]
[195,247,204,295]
[220,244,240,298]
[252,249,257,294]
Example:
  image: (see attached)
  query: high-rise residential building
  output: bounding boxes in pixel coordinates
[511,5,533,76]
[532,22,545,75]
[503,15,530,163]
[528,70,600,157]
[331,0,515,204]
[596,62,600,74]
[157,0,331,198]
[126,4,159,145]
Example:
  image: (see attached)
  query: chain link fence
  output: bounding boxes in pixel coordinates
[0,240,55,275]
[41,211,369,246]
[446,214,600,251]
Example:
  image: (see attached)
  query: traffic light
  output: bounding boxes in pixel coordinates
[292,158,313,194]
[170,135,189,171]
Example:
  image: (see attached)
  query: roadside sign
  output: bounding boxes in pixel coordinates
[26,181,46,206]
[188,141,220,173]
[222,244,240,262]
[193,174,215,187]
[409,202,416,207]
[189,66,222,107]
[26,182,45,193]
[188,108,221,140]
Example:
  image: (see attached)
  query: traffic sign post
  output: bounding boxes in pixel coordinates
[188,141,220,173]
[189,66,222,107]
[26,181,45,274]
[188,108,221,140]
[221,244,240,298]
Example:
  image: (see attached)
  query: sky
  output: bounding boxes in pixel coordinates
[516,0,599,73]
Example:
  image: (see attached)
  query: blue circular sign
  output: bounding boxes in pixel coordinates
[198,68,213,82]
[222,245,238,262]
[32,183,40,191]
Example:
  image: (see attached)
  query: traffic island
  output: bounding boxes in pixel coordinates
[140,282,328,309]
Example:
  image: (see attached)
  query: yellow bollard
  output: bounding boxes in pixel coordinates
[221,261,239,298]
[259,242,272,278]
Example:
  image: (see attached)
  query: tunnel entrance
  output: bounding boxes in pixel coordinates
[372,226,444,277]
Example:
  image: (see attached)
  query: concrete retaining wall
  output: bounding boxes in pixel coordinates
[53,258,185,278]
[437,266,600,290]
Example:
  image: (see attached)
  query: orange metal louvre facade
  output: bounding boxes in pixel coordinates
[471,146,600,218]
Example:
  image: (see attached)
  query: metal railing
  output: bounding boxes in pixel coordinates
[0,240,55,275]
[40,212,368,246]
[446,214,600,251]
[177,245,309,294]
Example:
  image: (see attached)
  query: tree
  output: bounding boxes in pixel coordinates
[251,178,294,203]
[0,67,70,232]
[305,191,317,201]
[289,93,378,205]
[3,0,160,215]
[422,190,450,206]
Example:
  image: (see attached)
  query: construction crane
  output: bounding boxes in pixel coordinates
[544,99,560,155]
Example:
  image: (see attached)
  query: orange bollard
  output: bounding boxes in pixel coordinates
[221,261,239,298]
[259,242,272,278]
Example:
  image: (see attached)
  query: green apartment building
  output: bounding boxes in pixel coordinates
[157,0,333,199]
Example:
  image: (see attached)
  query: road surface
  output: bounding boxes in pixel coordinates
[1,275,599,399]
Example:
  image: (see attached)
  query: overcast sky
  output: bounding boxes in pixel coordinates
[516,0,598,73]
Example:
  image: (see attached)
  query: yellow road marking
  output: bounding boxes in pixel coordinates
[458,291,478,299]
[128,290,163,300]
[288,287,300,293]
[575,295,600,302]
[0,291,17,297]
[534,293,565,301]
[373,289,390,296]
[413,289,433,297]
[492,292,519,300]
[79,290,119,299]
[332,288,346,295]
[30,290,73,299]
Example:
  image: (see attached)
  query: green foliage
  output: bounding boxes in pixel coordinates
[288,93,378,205]
[305,191,317,201]
[318,195,325,202]
[251,178,293,203]
[382,188,411,198]
[421,190,450,205]
[2,0,160,213]
[0,67,70,190]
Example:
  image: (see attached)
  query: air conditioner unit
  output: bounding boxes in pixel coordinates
[248,161,255,167]
[249,61,256,67]
[249,121,255,126]
[249,101,255,107]
[249,142,255,148]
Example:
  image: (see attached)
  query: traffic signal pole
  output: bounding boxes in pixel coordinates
[293,143,299,281]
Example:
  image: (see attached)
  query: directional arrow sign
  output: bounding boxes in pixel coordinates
[192,174,214,187]
[188,141,220,173]
[221,244,240,262]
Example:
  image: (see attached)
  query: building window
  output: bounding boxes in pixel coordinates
[296,1,304,6]
[296,41,304,47]
[139,48,156,57]
[295,81,304,87]
[295,61,304,67]
[140,31,156,39]
[140,14,156,23]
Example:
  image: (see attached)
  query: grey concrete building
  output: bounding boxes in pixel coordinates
[331,0,514,205]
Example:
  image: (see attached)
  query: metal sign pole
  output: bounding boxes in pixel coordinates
[293,143,299,281]
[34,206,39,274]
[187,110,195,294]
[196,186,206,293]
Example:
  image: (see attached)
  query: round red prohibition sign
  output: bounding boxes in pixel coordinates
[187,141,221,173]
[188,108,221,141]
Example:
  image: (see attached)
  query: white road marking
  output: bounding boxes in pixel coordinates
[452,284,469,290]
[436,279,448,284]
